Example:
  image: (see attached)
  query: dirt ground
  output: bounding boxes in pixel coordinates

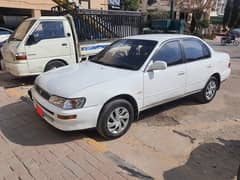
[0,39,240,180]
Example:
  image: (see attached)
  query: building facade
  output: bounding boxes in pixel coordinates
[139,0,194,22]
[211,0,227,16]
[0,0,108,29]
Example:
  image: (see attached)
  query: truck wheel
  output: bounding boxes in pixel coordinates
[97,99,134,139]
[44,60,66,72]
[196,76,219,103]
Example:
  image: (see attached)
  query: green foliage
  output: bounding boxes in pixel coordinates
[121,0,139,11]
[200,19,210,28]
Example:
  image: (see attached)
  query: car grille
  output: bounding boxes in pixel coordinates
[35,85,51,100]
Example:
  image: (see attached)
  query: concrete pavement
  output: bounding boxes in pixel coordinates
[0,86,148,180]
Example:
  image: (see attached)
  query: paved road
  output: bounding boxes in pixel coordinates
[0,39,239,180]
[0,76,146,179]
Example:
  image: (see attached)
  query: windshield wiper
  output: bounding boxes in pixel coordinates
[91,60,135,70]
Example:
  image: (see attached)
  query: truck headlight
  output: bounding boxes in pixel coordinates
[49,96,86,110]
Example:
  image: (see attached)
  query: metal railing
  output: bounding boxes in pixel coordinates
[72,9,143,41]
[51,8,143,41]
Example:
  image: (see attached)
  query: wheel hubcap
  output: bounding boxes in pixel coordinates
[107,107,130,135]
[205,80,217,100]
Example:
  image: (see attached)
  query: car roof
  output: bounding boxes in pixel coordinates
[27,16,66,21]
[125,34,197,43]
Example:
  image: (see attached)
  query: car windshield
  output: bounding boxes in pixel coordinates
[90,39,157,70]
[9,20,36,41]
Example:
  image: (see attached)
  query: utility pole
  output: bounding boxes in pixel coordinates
[170,0,175,20]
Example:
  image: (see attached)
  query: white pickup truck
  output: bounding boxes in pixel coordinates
[1,15,111,76]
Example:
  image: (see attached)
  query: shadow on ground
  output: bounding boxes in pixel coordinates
[163,139,240,180]
[138,96,199,121]
[0,71,36,88]
[0,101,86,146]
[0,94,201,145]
[85,96,201,142]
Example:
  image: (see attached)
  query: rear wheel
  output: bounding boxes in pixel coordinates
[97,99,134,139]
[233,40,240,46]
[196,76,219,103]
[44,60,66,72]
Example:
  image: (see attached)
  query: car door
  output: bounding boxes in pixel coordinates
[181,38,212,93]
[25,21,72,73]
[143,40,186,107]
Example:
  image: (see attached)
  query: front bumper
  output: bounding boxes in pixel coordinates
[30,87,101,131]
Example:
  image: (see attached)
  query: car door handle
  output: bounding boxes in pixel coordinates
[178,72,185,76]
[62,43,68,46]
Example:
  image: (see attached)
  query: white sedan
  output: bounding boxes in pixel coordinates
[29,34,231,139]
[0,27,13,45]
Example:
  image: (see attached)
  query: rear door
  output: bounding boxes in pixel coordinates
[181,38,213,93]
[25,20,72,73]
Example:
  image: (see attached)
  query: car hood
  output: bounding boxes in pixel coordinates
[36,61,135,98]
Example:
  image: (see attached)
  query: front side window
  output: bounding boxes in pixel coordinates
[32,21,65,40]
[182,38,211,62]
[91,39,157,70]
[152,41,183,66]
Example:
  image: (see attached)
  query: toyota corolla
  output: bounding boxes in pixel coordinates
[29,34,231,139]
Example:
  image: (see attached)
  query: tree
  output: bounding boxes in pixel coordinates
[187,0,213,34]
[121,0,139,11]
[223,0,240,28]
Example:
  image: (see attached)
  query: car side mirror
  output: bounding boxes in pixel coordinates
[26,35,39,45]
[147,61,167,72]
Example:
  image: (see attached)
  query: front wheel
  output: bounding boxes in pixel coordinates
[44,60,66,72]
[97,99,134,139]
[196,76,219,103]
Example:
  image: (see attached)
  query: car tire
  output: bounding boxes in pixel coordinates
[44,60,66,72]
[97,99,134,139]
[233,40,240,46]
[196,76,219,103]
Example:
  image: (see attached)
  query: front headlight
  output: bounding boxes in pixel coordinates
[49,96,86,110]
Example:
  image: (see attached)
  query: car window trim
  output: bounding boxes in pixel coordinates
[180,38,212,63]
[144,39,184,71]
[34,20,66,40]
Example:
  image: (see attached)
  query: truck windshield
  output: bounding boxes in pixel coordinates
[90,39,157,70]
[9,20,36,41]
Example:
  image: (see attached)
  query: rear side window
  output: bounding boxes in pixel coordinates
[0,30,11,35]
[152,41,183,66]
[182,38,211,62]
[32,21,65,40]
